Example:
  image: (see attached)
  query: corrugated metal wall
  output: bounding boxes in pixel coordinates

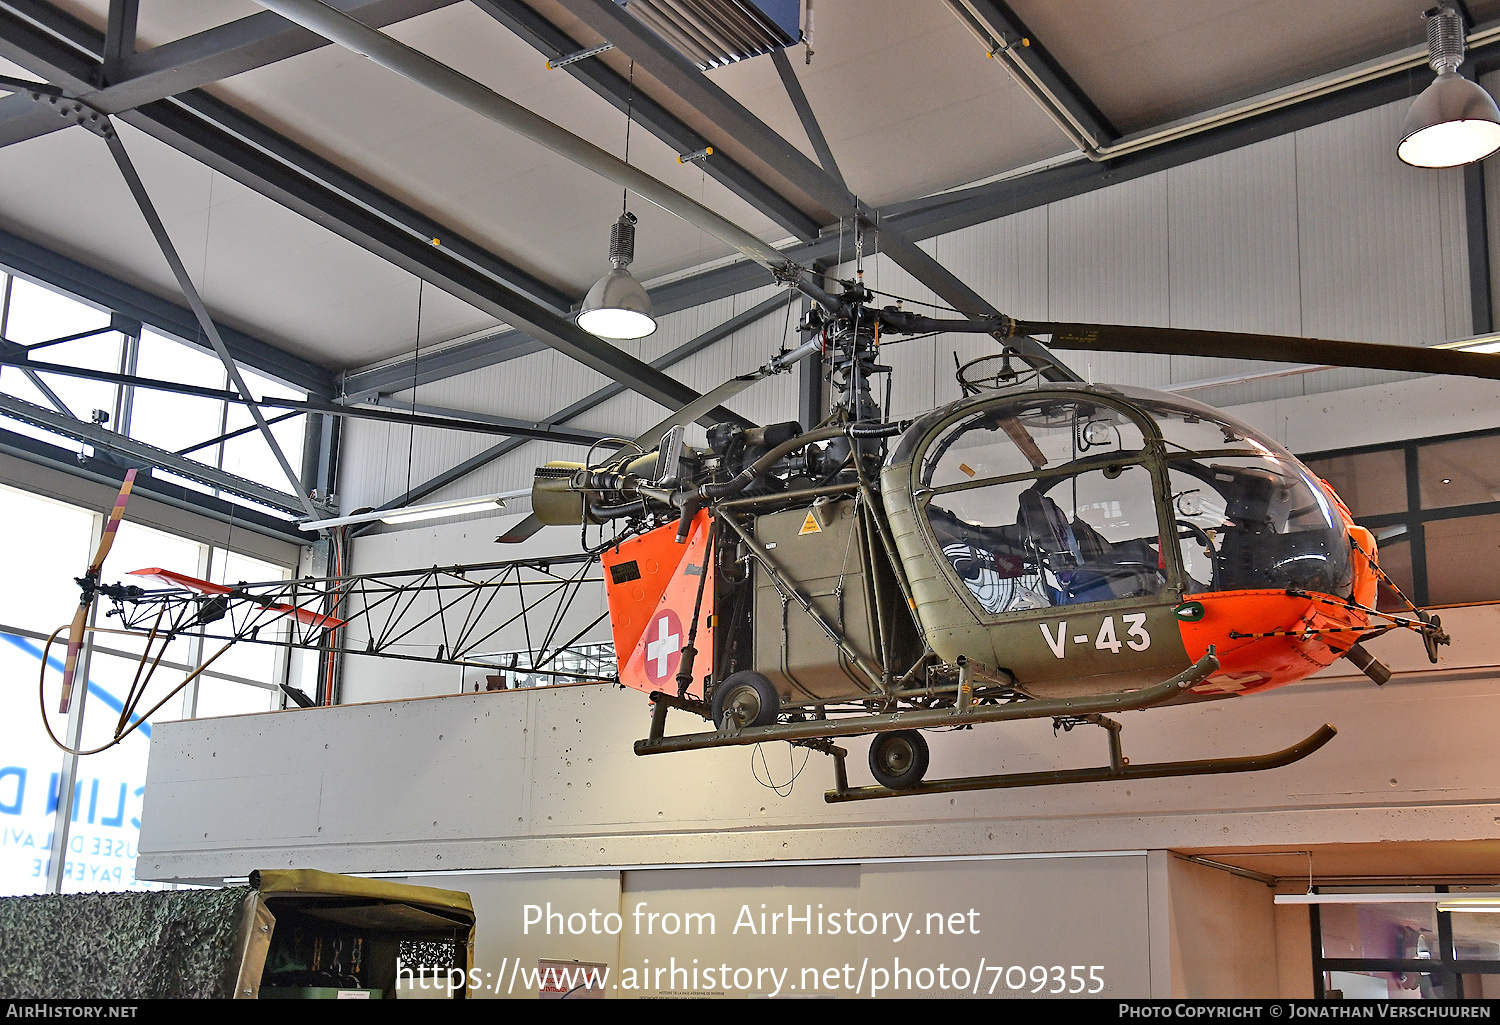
[338,95,1476,515]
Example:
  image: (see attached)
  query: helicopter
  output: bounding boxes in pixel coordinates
[18,0,1500,800]
[37,272,1470,800]
[502,269,1467,801]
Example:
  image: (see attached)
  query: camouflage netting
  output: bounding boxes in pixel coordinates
[0,886,250,999]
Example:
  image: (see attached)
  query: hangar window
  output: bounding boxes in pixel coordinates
[1312,889,1500,999]
[0,272,309,519]
[1301,428,1500,609]
[0,482,305,899]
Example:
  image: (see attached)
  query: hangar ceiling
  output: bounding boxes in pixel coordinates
[1,1,1499,378]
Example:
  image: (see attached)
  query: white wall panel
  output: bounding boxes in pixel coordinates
[1292,101,1470,348]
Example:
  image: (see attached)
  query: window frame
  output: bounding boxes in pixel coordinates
[1309,888,1500,1000]
[1300,425,1500,608]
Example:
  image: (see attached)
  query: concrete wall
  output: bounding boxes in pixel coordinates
[1165,856,1279,998]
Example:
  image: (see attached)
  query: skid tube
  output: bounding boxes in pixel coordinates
[826,721,1337,803]
[635,651,1221,755]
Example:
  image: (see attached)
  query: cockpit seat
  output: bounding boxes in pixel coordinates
[1017,486,1162,605]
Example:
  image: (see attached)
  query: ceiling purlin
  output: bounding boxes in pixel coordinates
[0,0,743,420]
[952,0,1119,153]
[469,0,820,242]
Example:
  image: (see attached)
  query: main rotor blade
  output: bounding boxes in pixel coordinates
[1022,322,1500,381]
[496,513,543,545]
[632,338,824,448]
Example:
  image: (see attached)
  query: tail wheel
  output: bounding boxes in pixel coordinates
[711,671,779,729]
[868,729,930,789]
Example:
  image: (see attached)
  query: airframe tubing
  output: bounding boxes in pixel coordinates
[633,650,1221,755]
[825,723,1337,803]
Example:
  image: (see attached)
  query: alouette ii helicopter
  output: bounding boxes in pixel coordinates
[29,0,1500,801]
[492,259,1480,801]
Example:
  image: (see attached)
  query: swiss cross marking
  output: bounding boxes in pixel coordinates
[645,610,683,681]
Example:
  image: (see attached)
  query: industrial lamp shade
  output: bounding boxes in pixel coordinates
[578,265,657,339]
[1398,71,1500,167]
[577,211,657,339]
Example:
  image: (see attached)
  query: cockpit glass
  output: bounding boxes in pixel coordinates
[921,399,1162,613]
[917,394,1357,611]
[922,400,1146,488]
[1135,399,1354,597]
[1145,401,1268,456]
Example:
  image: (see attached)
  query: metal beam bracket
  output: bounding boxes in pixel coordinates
[546,41,613,69]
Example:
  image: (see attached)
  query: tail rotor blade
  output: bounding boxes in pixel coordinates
[88,468,139,574]
[63,469,138,713]
[57,604,89,714]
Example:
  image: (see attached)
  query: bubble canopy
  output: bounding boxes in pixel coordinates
[899,386,1353,614]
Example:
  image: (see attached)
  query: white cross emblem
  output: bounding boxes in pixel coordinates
[645,613,681,680]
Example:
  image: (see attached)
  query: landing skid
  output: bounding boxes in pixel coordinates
[822,718,1337,803]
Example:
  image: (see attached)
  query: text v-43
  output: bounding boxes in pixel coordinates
[1040,615,1151,658]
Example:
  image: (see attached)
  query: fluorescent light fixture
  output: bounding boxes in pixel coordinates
[1439,900,1500,913]
[1435,331,1500,353]
[1275,892,1500,905]
[379,496,506,524]
[1398,6,1500,168]
[577,212,657,340]
[298,489,529,531]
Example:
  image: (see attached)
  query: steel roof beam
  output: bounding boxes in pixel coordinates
[365,288,795,517]
[469,0,820,242]
[0,0,461,146]
[641,34,1500,319]
[0,226,336,397]
[338,326,546,400]
[553,0,1075,379]
[137,91,722,417]
[947,0,1118,152]
[0,350,641,443]
[101,0,137,83]
[0,2,571,317]
[555,0,850,218]
[0,391,307,513]
[769,48,843,188]
[0,1,729,420]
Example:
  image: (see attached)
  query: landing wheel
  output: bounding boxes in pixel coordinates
[711,671,779,730]
[868,730,930,790]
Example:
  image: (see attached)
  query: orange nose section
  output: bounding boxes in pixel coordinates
[1177,589,1370,696]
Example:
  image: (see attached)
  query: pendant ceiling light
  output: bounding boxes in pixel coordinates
[1398,4,1500,168]
[577,211,657,339]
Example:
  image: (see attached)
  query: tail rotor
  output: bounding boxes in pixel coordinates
[57,468,138,713]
